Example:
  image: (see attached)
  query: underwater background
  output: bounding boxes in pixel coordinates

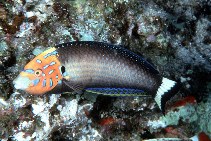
[0,0,210,140]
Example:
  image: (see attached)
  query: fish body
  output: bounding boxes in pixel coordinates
[56,42,161,94]
[13,41,179,113]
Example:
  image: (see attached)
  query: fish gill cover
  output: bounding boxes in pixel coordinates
[0,0,211,141]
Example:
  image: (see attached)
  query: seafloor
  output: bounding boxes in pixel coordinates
[0,0,210,141]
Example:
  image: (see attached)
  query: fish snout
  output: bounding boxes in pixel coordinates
[13,75,31,90]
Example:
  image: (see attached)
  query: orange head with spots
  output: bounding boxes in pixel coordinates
[13,47,63,95]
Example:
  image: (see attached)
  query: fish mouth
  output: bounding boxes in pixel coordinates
[13,75,31,90]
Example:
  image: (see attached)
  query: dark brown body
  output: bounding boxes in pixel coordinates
[56,41,162,95]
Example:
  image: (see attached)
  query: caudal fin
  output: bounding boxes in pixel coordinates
[154,77,181,114]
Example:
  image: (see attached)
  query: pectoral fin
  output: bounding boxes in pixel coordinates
[62,79,84,94]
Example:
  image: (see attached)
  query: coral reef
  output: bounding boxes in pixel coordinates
[0,0,210,140]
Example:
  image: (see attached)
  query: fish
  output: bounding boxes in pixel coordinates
[13,41,180,114]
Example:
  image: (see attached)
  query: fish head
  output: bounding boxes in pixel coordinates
[13,47,63,95]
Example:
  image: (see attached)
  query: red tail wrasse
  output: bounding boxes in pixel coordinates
[13,41,180,114]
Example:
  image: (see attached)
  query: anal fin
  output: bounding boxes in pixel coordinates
[85,87,150,97]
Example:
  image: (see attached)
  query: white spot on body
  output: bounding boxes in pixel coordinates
[43,64,49,69]
[49,61,56,66]
[36,59,42,63]
[48,70,54,74]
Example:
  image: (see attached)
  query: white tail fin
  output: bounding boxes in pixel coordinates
[154,77,178,114]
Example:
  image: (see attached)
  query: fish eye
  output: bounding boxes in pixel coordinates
[34,69,42,77]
